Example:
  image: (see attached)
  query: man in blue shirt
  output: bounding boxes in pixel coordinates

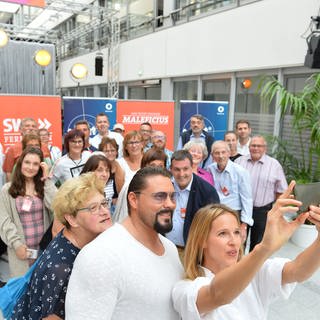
[207,140,253,241]
[166,150,219,248]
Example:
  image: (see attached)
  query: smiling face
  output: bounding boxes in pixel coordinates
[236,122,251,141]
[102,143,118,161]
[68,136,84,156]
[21,153,41,179]
[96,115,109,135]
[188,145,204,167]
[140,124,152,143]
[190,116,204,135]
[224,132,238,153]
[171,158,193,190]
[212,142,230,171]
[75,191,112,237]
[203,212,241,274]
[249,136,267,161]
[20,120,38,136]
[128,175,176,234]
[76,123,90,141]
[125,136,143,157]
[151,131,166,149]
[94,161,110,183]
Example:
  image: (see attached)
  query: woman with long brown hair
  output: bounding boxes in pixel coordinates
[99,137,125,198]
[0,147,56,277]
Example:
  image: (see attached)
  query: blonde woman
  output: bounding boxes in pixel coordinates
[11,173,112,320]
[172,181,320,320]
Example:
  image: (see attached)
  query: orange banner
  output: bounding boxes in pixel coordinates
[117,100,175,150]
[0,95,62,153]
[2,0,45,8]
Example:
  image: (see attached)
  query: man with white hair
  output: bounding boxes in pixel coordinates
[207,140,253,241]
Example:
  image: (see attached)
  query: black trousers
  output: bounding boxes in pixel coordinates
[0,238,7,256]
[249,203,273,252]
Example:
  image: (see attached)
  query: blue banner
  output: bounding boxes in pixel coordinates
[180,100,229,141]
[63,98,117,137]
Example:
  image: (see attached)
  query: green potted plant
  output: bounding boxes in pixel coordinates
[260,73,320,247]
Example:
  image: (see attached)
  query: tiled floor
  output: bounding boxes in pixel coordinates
[268,240,320,320]
[1,240,319,319]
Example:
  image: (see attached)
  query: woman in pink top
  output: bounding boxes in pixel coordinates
[183,140,214,186]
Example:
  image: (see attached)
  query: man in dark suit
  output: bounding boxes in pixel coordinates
[166,150,220,248]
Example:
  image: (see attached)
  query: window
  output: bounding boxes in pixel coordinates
[234,76,276,136]
[203,79,230,102]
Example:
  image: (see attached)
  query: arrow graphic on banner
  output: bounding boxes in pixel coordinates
[38,118,52,129]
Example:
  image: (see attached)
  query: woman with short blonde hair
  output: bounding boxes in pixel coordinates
[11,173,113,319]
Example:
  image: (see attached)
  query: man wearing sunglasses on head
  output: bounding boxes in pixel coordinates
[66,166,183,320]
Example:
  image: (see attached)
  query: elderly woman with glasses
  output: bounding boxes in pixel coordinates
[172,181,320,320]
[50,129,91,186]
[11,173,113,320]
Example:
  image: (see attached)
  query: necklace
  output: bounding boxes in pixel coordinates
[68,154,82,166]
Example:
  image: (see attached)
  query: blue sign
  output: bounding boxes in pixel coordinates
[63,98,117,137]
[180,100,229,141]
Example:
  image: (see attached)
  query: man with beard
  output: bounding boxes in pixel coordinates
[65,167,183,320]
[166,150,220,251]
[176,114,214,168]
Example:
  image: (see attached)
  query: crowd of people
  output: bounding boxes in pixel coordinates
[0,113,319,320]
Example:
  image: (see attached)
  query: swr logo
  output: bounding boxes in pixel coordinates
[3,118,52,132]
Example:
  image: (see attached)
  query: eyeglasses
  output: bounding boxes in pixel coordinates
[127,141,141,146]
[104,149,117,154]
[134,191,177,203]
[250,144,266,148]
[77,198,112,215]
[70,140,83,145]
[152,136,165,140]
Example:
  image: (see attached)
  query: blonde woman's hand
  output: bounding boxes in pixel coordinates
[307,205,320,232]
[260,181,306,254]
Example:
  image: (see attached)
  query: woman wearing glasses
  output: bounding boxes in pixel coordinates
[113,148,168,223]
[0,147,56,277]
[117,131,144,184]
[11,173,112,320]
[172,181,320,320]
[50,129,91,186]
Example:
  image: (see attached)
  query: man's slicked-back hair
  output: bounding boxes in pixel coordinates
[127,166,172,215]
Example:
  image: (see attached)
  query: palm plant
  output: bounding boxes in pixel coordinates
[260,73,320,183]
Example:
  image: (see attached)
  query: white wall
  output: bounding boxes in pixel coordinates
[59,0,318,87]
